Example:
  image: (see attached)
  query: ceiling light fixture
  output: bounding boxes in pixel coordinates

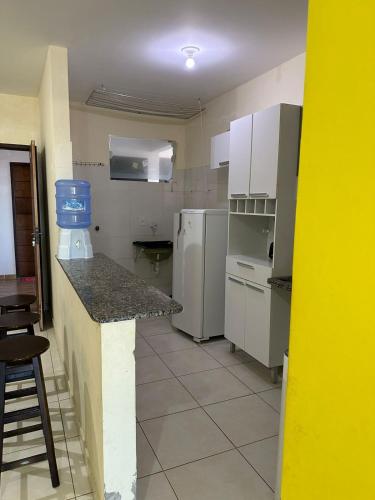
[181,46,200,70]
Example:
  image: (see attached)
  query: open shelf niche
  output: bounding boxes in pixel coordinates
[228,213,274,267]
[229,197,277,216]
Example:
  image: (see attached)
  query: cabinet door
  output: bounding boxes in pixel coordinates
[225,274,246,349]
[210,131,230,169]
[228,115,253,198]
[244,281,271,366]
[250,105,280,199]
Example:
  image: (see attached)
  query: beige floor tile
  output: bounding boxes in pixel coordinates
[258,388,282,413]
[160,349,221,376]
[179,367,252,405]
[146,332,197,354]
[0,439,75,500]
[141,408,233,469]
[239,436,279,490]
[3,399,65,455]
[54,371,71,401]
[135,337,156,358]
[136,355,174,385]
[137,424,162,478]
[6,375,59,404]
[204,395,279,447]
[137,317,174,337]
[41,350,55,375]
[59,398,80,439]
[137,378,198,421]
[166,449,273,500]
[227,361,280,393]
[75,494,94,500]
[201,340,255,367]
[66,436,92,497]
[137,472,177,500]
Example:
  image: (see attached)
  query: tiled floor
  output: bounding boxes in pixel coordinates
[0,324,93,500]
[2,317,281,500]
[136,318,282,500]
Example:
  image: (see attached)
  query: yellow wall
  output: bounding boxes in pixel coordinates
[282,2,375,498]
[59,268,103,498]
[38,45,73,349]
[0,93,40,145]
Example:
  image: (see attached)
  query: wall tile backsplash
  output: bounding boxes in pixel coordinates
[73,164,228,294]
[183,166,229,210]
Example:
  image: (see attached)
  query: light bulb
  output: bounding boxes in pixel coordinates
[185,57,196,69]
[181,46,200,70]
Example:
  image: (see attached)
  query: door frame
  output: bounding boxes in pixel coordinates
[0,142,50,328]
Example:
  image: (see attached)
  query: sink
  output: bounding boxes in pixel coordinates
[133,240,173,250]
[133,240,173,264]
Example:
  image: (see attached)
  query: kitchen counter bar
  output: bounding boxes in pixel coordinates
[54,252,182,499]
[57,252,182,323]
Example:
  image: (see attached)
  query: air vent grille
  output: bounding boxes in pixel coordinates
[86,87,203,120]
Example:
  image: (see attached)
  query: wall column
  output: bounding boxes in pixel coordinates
[282,1,375,499]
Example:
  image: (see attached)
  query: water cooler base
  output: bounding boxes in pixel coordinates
[57,228,93,260]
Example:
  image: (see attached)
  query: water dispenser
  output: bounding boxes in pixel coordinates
[56,179,93,259]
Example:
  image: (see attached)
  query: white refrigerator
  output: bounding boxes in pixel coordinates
[172,209,228,341]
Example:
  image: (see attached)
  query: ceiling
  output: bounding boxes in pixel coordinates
[0,0,307,106]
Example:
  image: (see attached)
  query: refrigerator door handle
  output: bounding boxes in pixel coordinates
[177,212,182,249]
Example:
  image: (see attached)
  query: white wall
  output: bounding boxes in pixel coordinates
[0,149,30,276]
[185,53,306,169]
[70,53,306,292]
[71,105,186,294]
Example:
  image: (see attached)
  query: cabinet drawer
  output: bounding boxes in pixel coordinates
[226,256,272,287]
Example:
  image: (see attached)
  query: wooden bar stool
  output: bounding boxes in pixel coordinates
[0,312,39,339]
[0,294,36,315]
[0,334,59,487]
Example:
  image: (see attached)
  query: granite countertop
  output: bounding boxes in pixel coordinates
[267,276,292,292]
[57,253,183,323]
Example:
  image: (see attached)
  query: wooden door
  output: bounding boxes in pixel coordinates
[10,163,35,277]
[228,114,253,198]
[29,141,44,329]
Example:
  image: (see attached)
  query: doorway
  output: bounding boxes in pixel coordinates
[0,142,49,328]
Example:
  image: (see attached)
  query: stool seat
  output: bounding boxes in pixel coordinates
[0,312,39,331]
[0,335,49,363]
[0,294,36,309]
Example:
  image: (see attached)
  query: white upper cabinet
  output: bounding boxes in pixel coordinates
[228,104,301,200]
[228,114,253,198]
[210,131,230,169]
[250,105,281,199]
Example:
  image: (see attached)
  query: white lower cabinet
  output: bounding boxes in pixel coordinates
[225,273,290,367]
[225,275,246,350]
[244,281,271,366]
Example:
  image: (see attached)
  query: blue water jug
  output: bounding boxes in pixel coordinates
[55,180,91,229]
